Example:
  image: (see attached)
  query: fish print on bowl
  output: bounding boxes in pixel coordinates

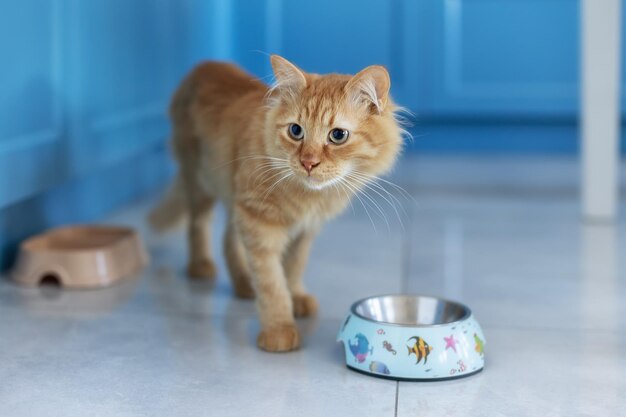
[348,333,373,363]
[407,336,433,365]
[369,361,391,375]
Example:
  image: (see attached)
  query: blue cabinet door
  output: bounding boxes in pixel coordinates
[409,0,580,118]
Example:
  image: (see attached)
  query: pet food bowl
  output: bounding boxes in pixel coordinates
[337,294,486,381]
[11,225,149,289]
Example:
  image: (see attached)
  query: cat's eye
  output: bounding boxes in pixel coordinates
[288,123,304,140]
[329,128,349,145]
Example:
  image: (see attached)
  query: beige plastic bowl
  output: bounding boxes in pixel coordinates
[11,225,149,288]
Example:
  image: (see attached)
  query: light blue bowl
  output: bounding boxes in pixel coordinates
[337,294,486,381]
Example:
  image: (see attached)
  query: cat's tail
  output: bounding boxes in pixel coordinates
[148,175,187,233]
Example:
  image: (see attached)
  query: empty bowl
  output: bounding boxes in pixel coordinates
[11,225,149,288]
[337,294,486,381]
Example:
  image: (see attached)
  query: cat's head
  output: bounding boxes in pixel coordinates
[264,55,406,191]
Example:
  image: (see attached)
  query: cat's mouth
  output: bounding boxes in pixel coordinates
[304,176,325,190]
[299,173,343,191]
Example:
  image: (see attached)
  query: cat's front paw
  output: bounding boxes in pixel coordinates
[187,259,217,280]
[292,293,318,318]
[257,324,301,352]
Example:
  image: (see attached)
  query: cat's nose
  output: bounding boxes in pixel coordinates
[300,157,320,174]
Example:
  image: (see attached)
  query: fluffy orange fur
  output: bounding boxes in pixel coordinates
[150,55,404,352]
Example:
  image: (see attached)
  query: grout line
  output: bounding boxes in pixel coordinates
[394,381,399,417]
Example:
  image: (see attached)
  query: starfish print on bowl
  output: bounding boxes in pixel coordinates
[444,335,458,353]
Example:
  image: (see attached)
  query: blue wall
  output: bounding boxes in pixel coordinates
[1,0,625,268]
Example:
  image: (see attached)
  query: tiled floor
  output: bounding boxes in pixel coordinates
[1,156,625,416]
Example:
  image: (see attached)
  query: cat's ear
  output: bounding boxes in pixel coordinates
[345,65,391,113]
[270,55,307,94]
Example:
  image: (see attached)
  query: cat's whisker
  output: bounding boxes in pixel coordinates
[351,171,416,204]
[249,167,281,190]
[346,183,387,233]
[361,191,391,232]
[212,155,290,171]
[359,178,408,218]
[249,161,283,173]
[261,171,293,203]
[213,155,265,169]
[252,168,292,194]
[343,178,391,232]
[333,181,355,215]
[247,159,292,189]
[247,163,281,189]
[346,173,405,231]
[337,177,377,234]
[256,171,288,197]
[249,161,290,181]
[347,172,408,216]
[338,179,377,234]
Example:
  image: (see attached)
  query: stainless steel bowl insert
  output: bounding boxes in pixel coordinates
[351,294,471,326]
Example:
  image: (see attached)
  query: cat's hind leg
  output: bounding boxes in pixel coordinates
[178,141,218,280]
[185,196,217,279]
[224,217,255,299]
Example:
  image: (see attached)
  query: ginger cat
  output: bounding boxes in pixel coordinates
[150,55,404,352]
